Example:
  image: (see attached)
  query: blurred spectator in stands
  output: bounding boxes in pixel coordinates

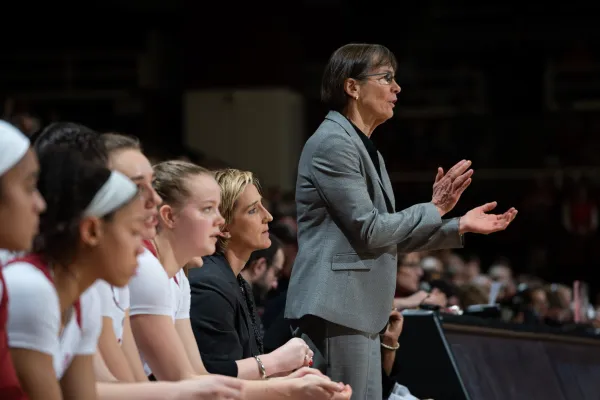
[395,253,423,298]
[472,275,492,298]
[393,253,446,310]
[268,220,297,289]
[464,254,481,283]
[421,255,443,281]
[260,222,298,331]
[512,284,549,325]
[457,284,488,309]
[517,274,545,288]
[530,285,550,321]
[442,251,467,285]
[545,284,573,325]
[241,234,285,311]
[488,259,517,300]
[428,279,455,308]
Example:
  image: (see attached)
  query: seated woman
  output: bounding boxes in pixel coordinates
[4,146,143,400]
[33,126,247,399]
[132,160,351,399]
[127,159,204,382]
[393,253,447,310]
[188,168,313,378]
[96,132,163,382]
[33,124,151,383]
[0,120,46,399]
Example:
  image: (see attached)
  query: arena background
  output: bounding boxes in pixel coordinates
[2,1,600,299]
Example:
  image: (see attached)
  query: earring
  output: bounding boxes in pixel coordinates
[355,95,359,100]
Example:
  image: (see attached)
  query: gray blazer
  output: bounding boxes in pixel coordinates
[285,111,463,334]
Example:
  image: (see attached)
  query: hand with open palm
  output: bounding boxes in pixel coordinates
[459,202,518,235]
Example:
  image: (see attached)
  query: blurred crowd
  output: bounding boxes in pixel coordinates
[227,191,600,340]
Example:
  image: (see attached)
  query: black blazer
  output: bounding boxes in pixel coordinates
[188,254,261,377]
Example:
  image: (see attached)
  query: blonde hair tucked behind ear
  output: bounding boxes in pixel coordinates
[214,168,260,253]
[152,160,213,277]
[152,160,211,210]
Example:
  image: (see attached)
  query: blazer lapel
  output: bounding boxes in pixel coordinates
[325,111,395,210]
[233,281,260,355]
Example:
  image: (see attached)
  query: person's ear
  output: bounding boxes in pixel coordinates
[158,204,176,229]
[80,217,103,247]
[344,78,361,101]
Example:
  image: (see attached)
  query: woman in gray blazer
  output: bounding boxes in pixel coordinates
[285,43,518,399]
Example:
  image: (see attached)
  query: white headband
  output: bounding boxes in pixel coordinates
[0,120,30,177]
[83,170,138,217]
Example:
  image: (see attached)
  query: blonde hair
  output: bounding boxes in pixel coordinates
[152,160,211,210]
[152,160,213,277]
[214,168,260,252]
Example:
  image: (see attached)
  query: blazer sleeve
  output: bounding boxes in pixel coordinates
[189,272,241,377]
[311,132,462,251]
[396,218,463,253]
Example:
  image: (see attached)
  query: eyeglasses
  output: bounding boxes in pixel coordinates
[358,71,396,85]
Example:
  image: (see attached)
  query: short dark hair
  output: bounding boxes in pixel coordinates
[269,221,296,246]
[321,43,398,112]
[102,132,142,154]
[33,122,107,167]
[246,234,282,269]
[33,146,113,266]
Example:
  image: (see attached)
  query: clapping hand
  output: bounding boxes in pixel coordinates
[267,337,314,375]
[459,201,518,235]
[431,160,474,216]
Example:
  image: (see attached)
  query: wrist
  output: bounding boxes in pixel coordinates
[380,338,400,351]
[254,379,294,396]
[171,384,185,400]
[243,380,287,397]
[381,335,399,347]
[459,215,467,235]
[254,356,268,379]
[259,353,280,377]
[418,292,431,306]
[433,203,445,217]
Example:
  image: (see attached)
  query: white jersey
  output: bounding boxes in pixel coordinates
[128,248,190,375]
[94,280,130,344]
[3,256,102,379]
[0,250,22,266]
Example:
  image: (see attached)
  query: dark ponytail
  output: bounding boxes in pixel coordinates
[34,146,112,266]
